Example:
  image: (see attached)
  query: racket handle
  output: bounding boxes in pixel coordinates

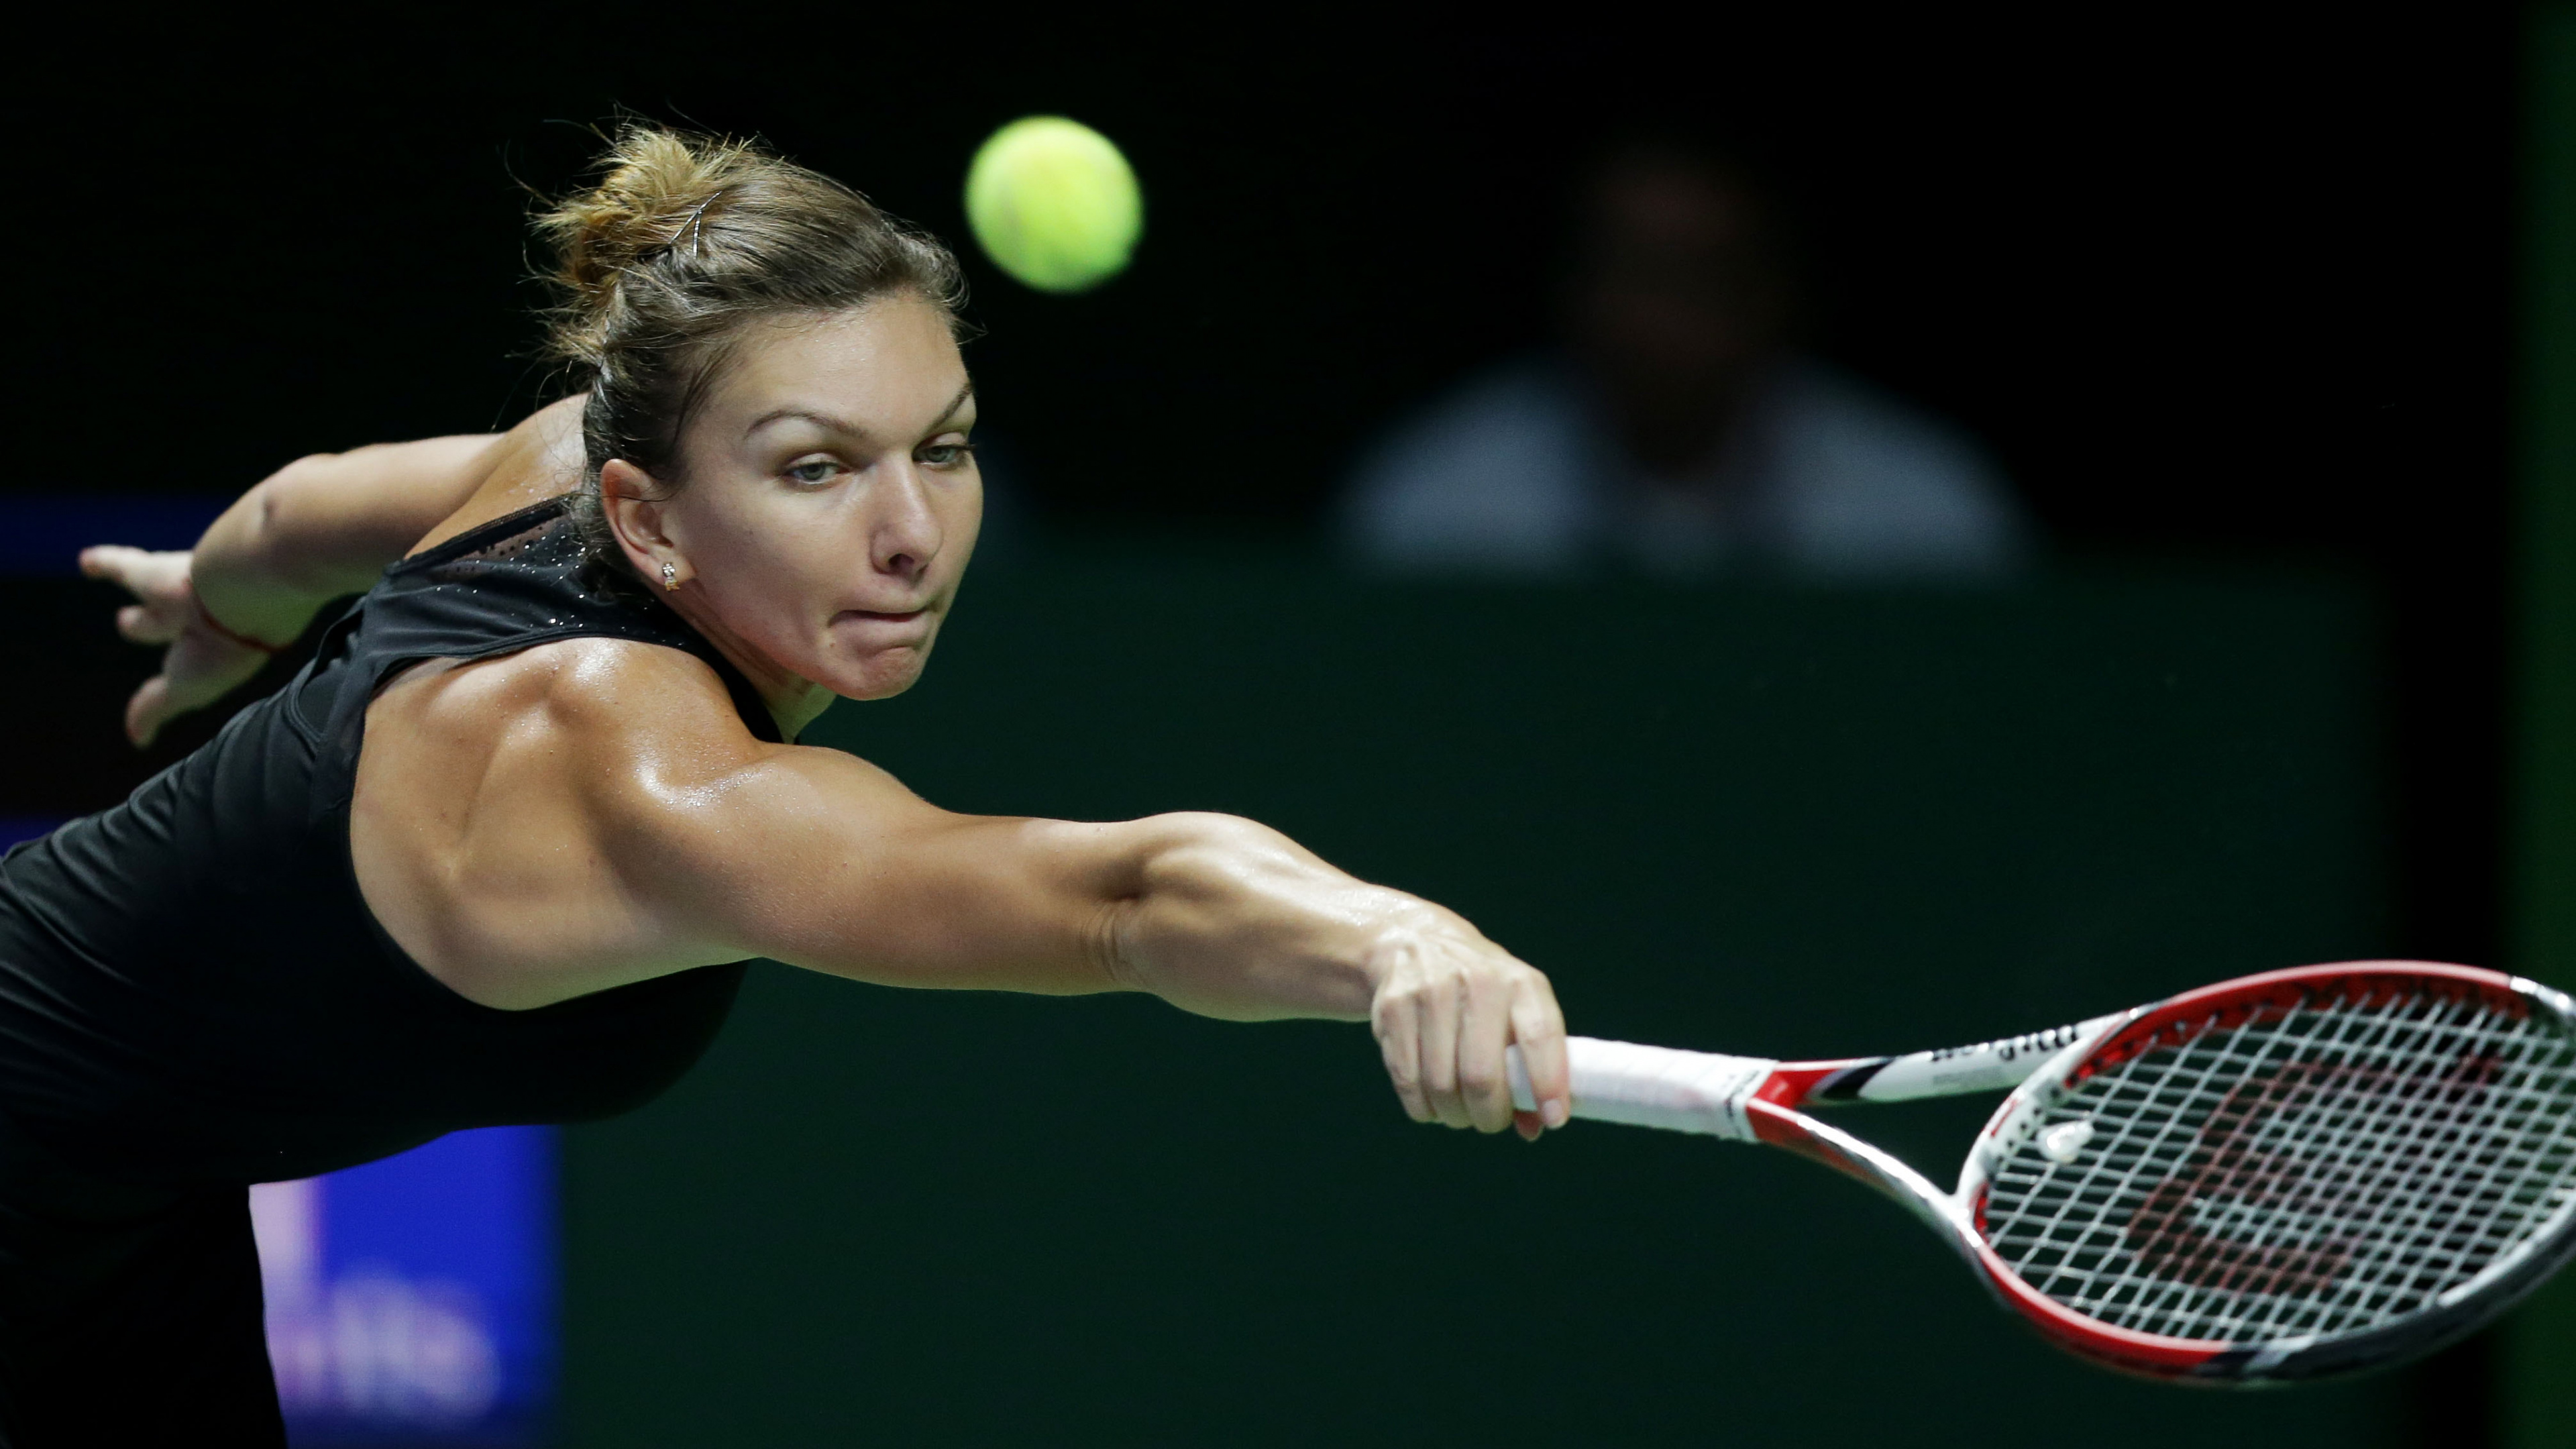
[1509,1037,1779,1141]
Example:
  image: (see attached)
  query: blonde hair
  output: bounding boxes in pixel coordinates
[535,124,966,570]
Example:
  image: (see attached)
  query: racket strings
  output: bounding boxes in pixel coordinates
[2158,1001,2565,1336]
[1978,985,2576,1344]
[2143,1000,2491,1325]
[2068,997,2567,1339]
[2293,1004,2571,1322]
[2126,998,2575,1339]
[2003,997,2509,1340]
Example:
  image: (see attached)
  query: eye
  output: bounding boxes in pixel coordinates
[920,440,975,470]
[783,458,841,486]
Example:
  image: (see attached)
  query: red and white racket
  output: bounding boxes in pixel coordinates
[1509,961,2576,1383]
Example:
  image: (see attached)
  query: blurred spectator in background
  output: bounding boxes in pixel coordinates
[1341,140,2030,580]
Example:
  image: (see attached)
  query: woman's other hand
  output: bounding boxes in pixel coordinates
[78,546,274,748]
[1367,908,1570,1141]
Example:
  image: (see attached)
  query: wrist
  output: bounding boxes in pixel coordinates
[1352,895,1455,987]
[1118,813,1395,1020]
[189,591,284,654]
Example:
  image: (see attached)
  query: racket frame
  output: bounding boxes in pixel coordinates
[1943,962,2576,1383]
[1536,961,2576,1385]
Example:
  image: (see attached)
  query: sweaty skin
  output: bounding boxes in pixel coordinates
[83,295,1574,1139]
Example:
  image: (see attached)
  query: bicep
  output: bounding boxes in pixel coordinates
[619,743,1144,994]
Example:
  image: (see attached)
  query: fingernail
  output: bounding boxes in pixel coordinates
[1542,1099,1568,1128]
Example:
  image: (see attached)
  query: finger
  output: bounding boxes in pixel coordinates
[125,676,171,750]
[1509,970,1572,1137]
[80,545,157,592]
[1372,989,1432,1124]
[1418,963,1470,1130]
[115,603,181,645]
[1457,960,1515,1134]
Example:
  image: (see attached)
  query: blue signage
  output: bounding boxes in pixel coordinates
[255,1126,557,1445]
[7,805,561,1443]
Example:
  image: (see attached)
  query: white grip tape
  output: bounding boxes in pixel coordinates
[1507,1037,1780,1142]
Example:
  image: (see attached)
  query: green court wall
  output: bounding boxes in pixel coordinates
[2512,8,2576,1446]
[559,564,2400,1446]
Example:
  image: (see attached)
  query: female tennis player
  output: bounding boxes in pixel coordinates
[0,126,1572,1444]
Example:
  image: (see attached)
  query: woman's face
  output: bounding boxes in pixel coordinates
[607,294,981,707]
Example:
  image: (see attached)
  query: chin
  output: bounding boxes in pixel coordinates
[826,651,929,702]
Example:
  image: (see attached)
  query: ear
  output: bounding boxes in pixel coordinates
[600,460,693,589]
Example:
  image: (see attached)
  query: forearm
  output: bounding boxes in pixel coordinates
[647,747,1450,1020]
[1104,812,1574,1138]
[629,734,1571,1134]
[747,806,1408,1014]
[1105,812,1433,1022]
[188,462,366,646]
[191,435,503,645]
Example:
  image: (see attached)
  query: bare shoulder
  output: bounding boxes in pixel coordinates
[528,639,933,843]
[508,393,589,478]
[388,632,790,786]
[535,635,773,763]
[380,630,921,884]
[355,633,871,1007]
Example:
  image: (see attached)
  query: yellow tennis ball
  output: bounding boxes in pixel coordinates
[964,117,1142,294]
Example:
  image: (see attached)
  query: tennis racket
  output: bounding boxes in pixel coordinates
[1507,960,2576,1383]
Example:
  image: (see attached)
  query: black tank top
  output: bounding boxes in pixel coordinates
[0,496,778,1186]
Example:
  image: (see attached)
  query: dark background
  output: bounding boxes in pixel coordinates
[0,5,2514,934]
[0,6,2523,1444]
[564,568,2393,1448]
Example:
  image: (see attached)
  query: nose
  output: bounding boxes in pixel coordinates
[869,463,943,586]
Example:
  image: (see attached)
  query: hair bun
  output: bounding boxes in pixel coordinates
[535,126,755,362]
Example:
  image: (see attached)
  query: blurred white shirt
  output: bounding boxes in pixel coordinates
[1340,355,2030,580]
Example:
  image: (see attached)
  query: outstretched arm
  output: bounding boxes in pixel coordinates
[358,639,1576,1138]
[633,722,1576,1140]
[78,398,584,745]
[659,758,1578,1140]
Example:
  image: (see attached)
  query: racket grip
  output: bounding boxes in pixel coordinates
[1509,1037,1779,1141]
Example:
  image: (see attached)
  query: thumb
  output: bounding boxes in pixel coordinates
[117,602,182,646]
[125,675,172,750]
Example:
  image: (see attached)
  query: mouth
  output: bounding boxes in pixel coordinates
[831,606,932,638]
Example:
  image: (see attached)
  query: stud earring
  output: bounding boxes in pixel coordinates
[661,561,680,592]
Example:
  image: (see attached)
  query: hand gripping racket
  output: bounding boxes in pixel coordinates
[1507,961,2576,1383]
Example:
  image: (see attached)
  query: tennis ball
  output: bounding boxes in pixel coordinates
[964,116,1142,294]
